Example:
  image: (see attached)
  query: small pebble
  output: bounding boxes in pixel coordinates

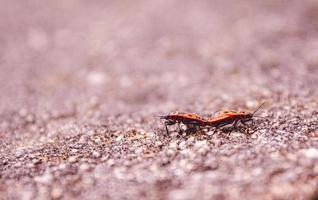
[68,156,77,163]
[116,135,124,142]
[86,71,107,86]
[71,149,79,154]
[87,129,96,136]
[187,137,195,144]
[79,163,91,172]
[19,108,28,117]
[178,141,187,150]
[32,159,41,164]
[15,150,25,158]
[207,131,216,136]
[169,141,178,150]
[302,148,318,159]
[51,186,63,199]
[94,138,102,144]
[166,149,175,156]
[58,163,67,170]
[14,162,22,168]
[146,132,156,139]
[155,141,163,147]
[34,173,53,185]
[92,151,101,158]
[107,159,115,166]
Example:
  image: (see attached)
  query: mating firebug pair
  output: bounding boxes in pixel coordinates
[158,102,265,134]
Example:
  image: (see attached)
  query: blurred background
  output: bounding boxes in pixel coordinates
[1,0,318,199]
[2,0,318,114]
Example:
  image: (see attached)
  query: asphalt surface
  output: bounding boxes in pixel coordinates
[1,1,318,199]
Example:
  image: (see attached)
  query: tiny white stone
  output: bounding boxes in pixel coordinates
[194,140,209,154]
[15,150,25,158]
[114,168,125,179]
[302,148,318,159]
[169,141,178,149]
[246,101,257,109]
[101,156,109,161]
[107,159,115,166]
[166,149,175,156]
[197,147,209,154]
[68,156,77,163]
[32,159,41,164]
[180,149,190,155]
[146,132,156,138]
[193,140,208,149]
[94,138,102,144]
[51,186,63,199]
[71,149,78,154]
[116,135,124,142]
[19,108,28,117]
[178,141,187,150]
[79,135,88,144]
[34,173,53,185]
[25,114,35,123]
[79,163,91,172]
[87,129,96,136]
[206,131,215,136]
[92,151,101,158]
[58,163,67,170]
[86,71,107,86]
[135,148,143,155]
[14,162,22,168]
[187,137,195,144]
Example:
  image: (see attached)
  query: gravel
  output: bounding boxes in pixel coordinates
[1,0,318,200]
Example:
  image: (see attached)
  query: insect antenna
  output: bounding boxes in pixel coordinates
[154,115,167,119]
[252,102,266,115]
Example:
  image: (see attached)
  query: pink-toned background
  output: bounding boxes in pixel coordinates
[1,1,318,199]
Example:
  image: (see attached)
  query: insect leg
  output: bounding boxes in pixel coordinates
[240,119,253,134]
[164,120,176,134]
[232,120,238,129]
[165,122,169,135]
[212,127,218,134]
[177,123,182,133]
[165,123,169,134]
[212,123,226,134]
[227,120,238,134]
[186,124,194,132]
[212,118,235,134]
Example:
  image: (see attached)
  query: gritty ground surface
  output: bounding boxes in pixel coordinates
[1,1,318,200]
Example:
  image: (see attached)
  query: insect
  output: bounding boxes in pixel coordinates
[158,112,209,134]
[207,102,266,134]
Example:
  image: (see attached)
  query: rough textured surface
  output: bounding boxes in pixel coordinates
[1,1,318,199]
